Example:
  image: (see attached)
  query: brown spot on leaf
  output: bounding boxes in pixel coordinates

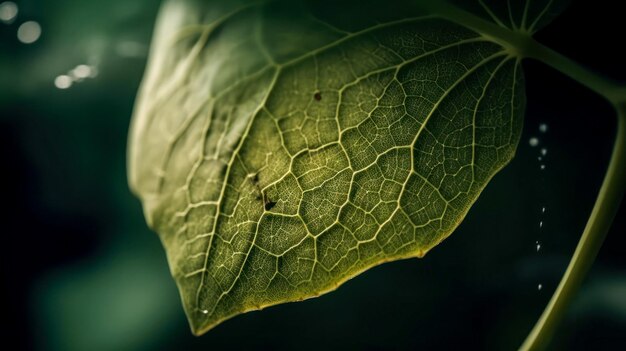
[314,92,321,101]
[264,200,277,211]
[261,191,277,211]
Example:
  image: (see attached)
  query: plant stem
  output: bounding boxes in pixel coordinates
[522,43,626,106]
[520,103,626,351]
[426,2,626,350]
[427,1,626,105]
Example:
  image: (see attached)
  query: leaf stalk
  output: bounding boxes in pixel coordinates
[519,102,626,351]
[429,2,626,350]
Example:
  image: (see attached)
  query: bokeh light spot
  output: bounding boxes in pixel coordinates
[54,75,72,89]
[0,1,18,23]
[17,20,41,44]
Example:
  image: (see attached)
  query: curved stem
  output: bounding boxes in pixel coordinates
[426,3,626,350]
[520,103,626,350]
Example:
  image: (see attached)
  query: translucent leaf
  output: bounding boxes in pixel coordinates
[127,0,555,335]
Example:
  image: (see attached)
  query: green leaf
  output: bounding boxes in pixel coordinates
[128,0,550,335]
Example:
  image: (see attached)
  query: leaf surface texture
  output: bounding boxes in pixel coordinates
[128,0,528,334]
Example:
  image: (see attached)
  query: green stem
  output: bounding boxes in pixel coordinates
[427,2,626,105]
[426,2,626,350]
[522,42,626,106]
[520,103,626,351]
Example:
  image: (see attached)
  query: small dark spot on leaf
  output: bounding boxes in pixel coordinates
[264,200,277,211]
[314,92,322,101]
[255,195,262,201]
[251,173,259,184]
[261,192,277,210]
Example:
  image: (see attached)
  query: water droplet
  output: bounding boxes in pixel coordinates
[201,309,209,314]
[17,20,41,44]
[529,137,539,147]
[541,148,547,156]
[0,1,18,23]
[538,156,542,161]
[539,123,549,133]
[536,242,541,252]
[538,284,543,291]
[540,164,546,170]
[542,206,546,213]
[539,221,543,229]
[54,75,72,89]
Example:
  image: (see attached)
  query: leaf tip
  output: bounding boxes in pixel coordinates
[188,310,212,337]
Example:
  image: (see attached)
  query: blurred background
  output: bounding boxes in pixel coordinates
[1,0,625,350]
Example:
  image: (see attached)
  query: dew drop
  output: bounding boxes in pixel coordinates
[201,309,209,314]
[536,242,541,252]
[540,164,546,170]
[538,284,543,291]
[542,206,546,213]
[538,156,542,161]
[529,137,539,147]
[541,148,547,156]
[539,123,549,133]
[539,221,543,229]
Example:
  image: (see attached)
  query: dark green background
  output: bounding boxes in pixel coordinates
[1,1,625,350]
